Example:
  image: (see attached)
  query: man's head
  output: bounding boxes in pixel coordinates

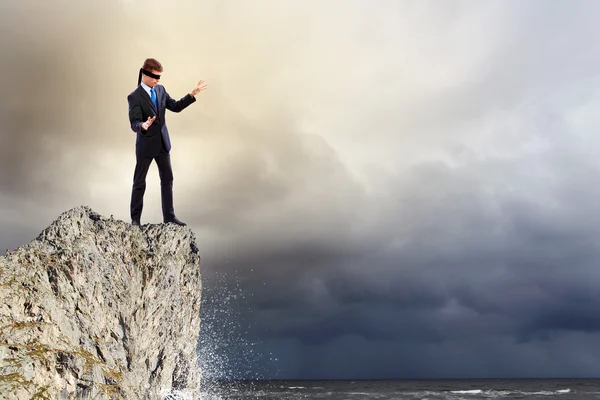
[139,58,163,87]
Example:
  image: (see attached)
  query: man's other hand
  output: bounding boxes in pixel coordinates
[190,80,208,97]
[141,116,156,131]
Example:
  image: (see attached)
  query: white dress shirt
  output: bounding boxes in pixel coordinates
[140,81,154,99]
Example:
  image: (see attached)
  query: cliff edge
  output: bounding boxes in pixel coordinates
[0,206,202,399]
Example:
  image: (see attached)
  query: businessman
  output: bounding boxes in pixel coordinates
[127,58,207,227]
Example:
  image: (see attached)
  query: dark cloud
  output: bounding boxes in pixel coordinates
[200,101,600,377]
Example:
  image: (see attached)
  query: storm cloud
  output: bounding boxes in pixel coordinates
[3,0,600,380]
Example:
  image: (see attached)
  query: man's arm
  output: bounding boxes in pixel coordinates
[128,93,155,133]
[128,93,144,134]
[164,79,208,113]
[164,90,196,113]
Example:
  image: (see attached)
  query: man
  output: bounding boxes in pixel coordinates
[127,58,207,227]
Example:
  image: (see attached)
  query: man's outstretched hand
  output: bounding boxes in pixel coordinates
[141,116,156,131]
[190,80,208,97]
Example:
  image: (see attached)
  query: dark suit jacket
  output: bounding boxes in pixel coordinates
[127,84,196,158]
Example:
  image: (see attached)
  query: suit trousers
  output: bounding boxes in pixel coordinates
[130,145,175,222]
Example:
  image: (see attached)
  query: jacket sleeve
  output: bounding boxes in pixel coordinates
[164,90,196,113]
[127,93,145,134]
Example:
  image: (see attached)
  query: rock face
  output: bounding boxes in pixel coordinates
[0,206,202,399]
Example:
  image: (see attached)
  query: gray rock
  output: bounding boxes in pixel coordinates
[0,206,202,399]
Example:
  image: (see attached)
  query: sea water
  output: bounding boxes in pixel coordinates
[196,378,600,399]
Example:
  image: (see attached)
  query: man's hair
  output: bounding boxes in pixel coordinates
[142,58,163,72]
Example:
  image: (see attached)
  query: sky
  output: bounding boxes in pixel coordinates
[3,0,600,380]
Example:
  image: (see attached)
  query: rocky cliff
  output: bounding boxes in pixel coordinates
[0,206,202,399]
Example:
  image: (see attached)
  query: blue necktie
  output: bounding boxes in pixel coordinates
[150,87,158,110]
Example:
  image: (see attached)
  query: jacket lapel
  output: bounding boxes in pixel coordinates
[137,85,158,115]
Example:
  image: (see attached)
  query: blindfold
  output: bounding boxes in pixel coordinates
[137,68,162,85]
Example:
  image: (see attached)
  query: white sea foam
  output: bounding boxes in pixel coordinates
[441,388,574,397]
[526,389,572,395]
[451,389,483,394]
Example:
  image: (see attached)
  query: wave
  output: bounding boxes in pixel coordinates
[451,389,483,394]
[446,388,571,396]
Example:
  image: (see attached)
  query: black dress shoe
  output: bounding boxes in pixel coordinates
[164,216,186,226]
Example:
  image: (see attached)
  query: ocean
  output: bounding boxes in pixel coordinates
[195,379,600,399]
